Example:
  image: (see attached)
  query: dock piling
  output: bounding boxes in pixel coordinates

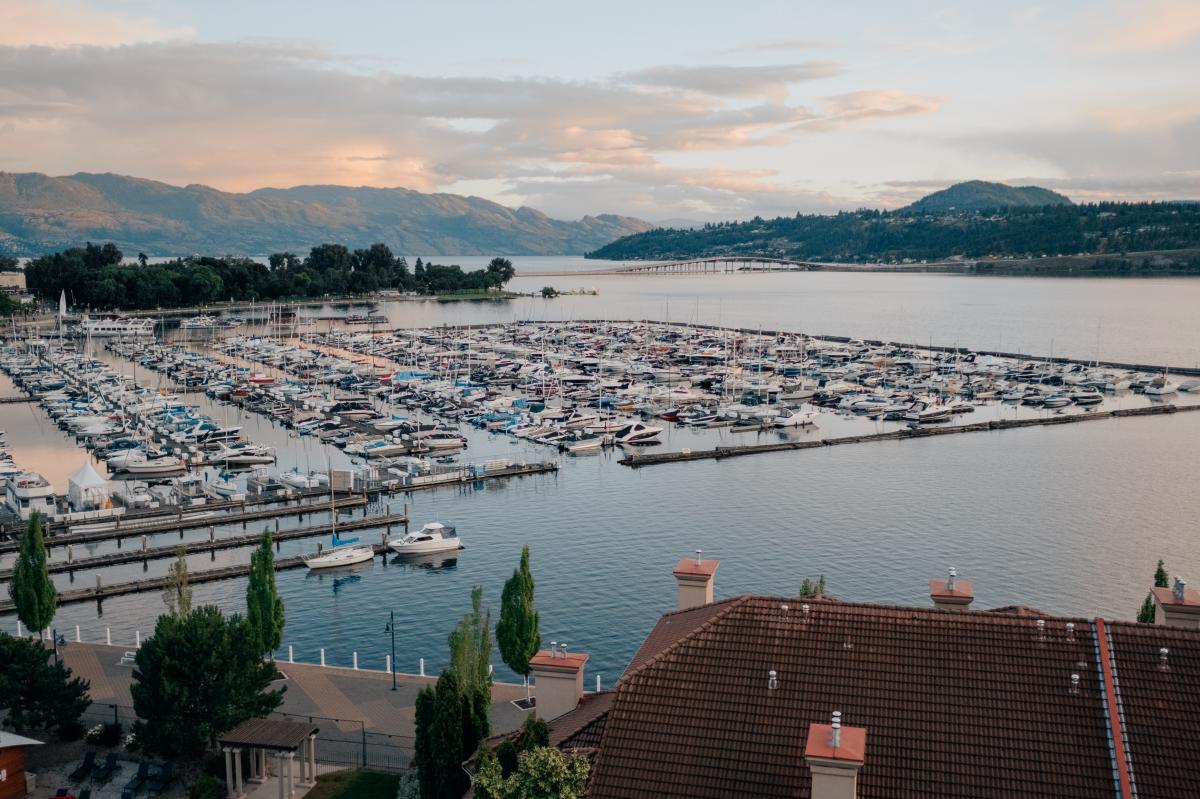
[288,645,294,663]
[320,648,326,667]
[419,657,425,677]
[106,627,111,646]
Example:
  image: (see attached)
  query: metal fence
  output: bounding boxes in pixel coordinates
[77,703,413,773]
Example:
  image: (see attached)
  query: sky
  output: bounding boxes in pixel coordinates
[1,0,1198,222]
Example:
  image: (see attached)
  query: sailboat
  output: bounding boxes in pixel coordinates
[302,458,374,569]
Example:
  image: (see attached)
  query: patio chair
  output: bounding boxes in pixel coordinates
[122,761,150,794]
[68,751,96,782]
[91,752,120,783]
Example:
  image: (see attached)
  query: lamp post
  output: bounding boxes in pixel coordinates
[385,611,397,691]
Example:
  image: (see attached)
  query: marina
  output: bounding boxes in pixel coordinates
[1,284,1198,683]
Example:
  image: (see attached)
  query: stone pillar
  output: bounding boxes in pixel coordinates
[276,753,286,799]
[233,747,243,798]
[309,734,317,784]
[286,752,295,799]
[224,748,235,799]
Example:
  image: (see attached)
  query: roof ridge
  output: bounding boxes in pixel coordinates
[1094,618,1134,799]
[616,596,750,688]
[737,594,1099,623]
[653,594,742,620]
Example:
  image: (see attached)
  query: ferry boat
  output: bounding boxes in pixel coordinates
[388,522,462,555]
[77,316,156,338]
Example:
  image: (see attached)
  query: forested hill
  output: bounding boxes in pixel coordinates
[0,171,652,256]
[587,199,1200,264]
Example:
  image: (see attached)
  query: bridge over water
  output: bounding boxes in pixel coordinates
[523,256,826,276]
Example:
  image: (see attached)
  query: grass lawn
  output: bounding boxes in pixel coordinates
[304,769,400,799]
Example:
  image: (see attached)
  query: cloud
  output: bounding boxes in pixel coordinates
[621,62,843,101]
[0,41,935,220]
[0,0,191,47]
[711,39,831,56]
[1101,0,1200,50]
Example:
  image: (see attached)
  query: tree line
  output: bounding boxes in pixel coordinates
[23,242,516,310]
[586,201,1200,263]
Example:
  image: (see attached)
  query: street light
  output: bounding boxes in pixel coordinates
[385,611,397,691]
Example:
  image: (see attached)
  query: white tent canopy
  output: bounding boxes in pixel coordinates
[68,459,109,510]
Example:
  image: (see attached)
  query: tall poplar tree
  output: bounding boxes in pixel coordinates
[496,546,540,702]
[9,511,56,638]
[246,530,285,655]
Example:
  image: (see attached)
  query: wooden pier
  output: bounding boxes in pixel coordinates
[621,403,1200,467]
[0,495,370,553]
[0,512,410,579]
[0,542,401,612]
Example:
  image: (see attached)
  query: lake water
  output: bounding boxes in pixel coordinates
[3,270,1199,686]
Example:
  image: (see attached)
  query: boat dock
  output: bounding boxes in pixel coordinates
[0,543,397,612]
[0,512,410,579]
[621,403,1200,467]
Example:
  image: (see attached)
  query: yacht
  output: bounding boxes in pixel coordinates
[77,316,156,338]
[121,456,187,477]
[614,421,664,444]
[388,522,463,555]
[362,439,407,458]
[1144,376,1178,396]
[279,468,329,489]
[902,400,953,424]
[773,407,818,427]
[212,442,276,466]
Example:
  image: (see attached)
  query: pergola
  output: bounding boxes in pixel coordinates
[218,718,320,799]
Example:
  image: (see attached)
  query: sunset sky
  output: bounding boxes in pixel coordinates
[1,0,1198,221]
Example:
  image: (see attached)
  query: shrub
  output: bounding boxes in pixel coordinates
[188,775,224,799]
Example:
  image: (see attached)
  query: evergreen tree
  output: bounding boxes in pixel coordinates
[132,606,284,758]
[496,546,540,702]
[1138,559,1170,622]
[246,530,285,655]
[474,746,590,799]
[423,670,468,799]
[162,546,192,618]
[9,511,57,638]
[413,686,437,799]
[0,635,90,733]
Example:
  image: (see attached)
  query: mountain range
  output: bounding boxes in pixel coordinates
[0,172,653,256]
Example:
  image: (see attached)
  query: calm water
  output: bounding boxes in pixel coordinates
[3,271,1200,685]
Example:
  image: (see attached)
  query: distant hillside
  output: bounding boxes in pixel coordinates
[588,182,1200,263]
[0,172,652,256]
[905,180,1072,212]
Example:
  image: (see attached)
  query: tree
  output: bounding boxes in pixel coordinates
[246,530,285,655]
[162,546,192,618]
[1138,559,1170,622]
[497,546,540,702]
[799,575,826,597]
[9,511,57,638]
[449,585,492,753]
[137,252,149,267]
[0,635,90,733]
[486,257,516,287]
[414,670,469,799]
[0,254,20,272]
[474,746,590,799]
[540,286,558,298]
[132,606,284,758]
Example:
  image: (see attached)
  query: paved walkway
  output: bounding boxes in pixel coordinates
[61,641,530,742]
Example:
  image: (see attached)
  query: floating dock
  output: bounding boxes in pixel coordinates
[621,403,1200,467]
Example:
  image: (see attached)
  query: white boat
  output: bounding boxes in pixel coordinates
[209,471,239,497]
[421,431,466,450]
[614,421,663,444]
[388,522,462,555]
[303,540,376,569]
[1144,376,1178,396]
[362,439,407,458]
[902,400,953,424]
[279,467,329,489]
[213,443,277,465]
[77,316,156,338]
[121,456,187,477]
[773,407,818,427]
[1179,378,1200,392]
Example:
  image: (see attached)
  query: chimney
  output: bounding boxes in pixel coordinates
[673,549,719,611]
[805,711,867,799]
[1149,577,1200,629]
[929,567,974,610]
[530,646,588,721]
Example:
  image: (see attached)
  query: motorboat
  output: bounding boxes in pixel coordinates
[1144,376,1178,396]
[614,421,664,444]
[212,443,277,465]
[120,456,187,477]
[388,522,462,555]
[362,439,408,458]
[279,467,329,489]
[209,471,239,497]
[902,400,953,424]
[773,407,818,427]
[303,533,375,569]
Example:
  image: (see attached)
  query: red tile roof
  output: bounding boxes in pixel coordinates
[530,651,589,672]
[673,558,719,578]
[804,722,866,763]
[1151,585,1200,611]
[585,597,1200,799]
